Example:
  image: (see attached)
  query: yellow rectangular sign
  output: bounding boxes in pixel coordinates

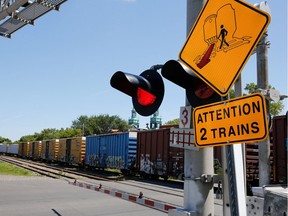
[193,93,268,147]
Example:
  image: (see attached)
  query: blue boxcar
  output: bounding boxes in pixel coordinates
[85,131,137,171]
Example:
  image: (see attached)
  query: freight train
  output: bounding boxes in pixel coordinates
[0,112,287,184]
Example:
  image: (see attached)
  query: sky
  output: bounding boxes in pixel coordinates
[0,0,287,142]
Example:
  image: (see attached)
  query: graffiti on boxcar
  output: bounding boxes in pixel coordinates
[153,154,167,176]
[87,154,100,167]
[105,156,125,169]
[140,154,154,174]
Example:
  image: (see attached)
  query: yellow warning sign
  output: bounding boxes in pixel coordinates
[193,93,268,147]
[179,0,270,96]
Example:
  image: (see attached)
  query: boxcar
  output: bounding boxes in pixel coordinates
[7,144,19,156]
[41,139,59,162]
[18,142,30,158]
[272,112,287,184]
[0,143,7,154]
[41,140,50,161]
[58,137,86,165]
[85,131,137,172]
[29,141,42,160]
[136,128,184,180]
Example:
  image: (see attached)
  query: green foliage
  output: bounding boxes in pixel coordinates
[19,134,36,142]
[164,118,180,125]
[71,114,130,136]
[19,127,82,142]
[269,101,284,117]
[244,82,284,117]
[0,136,12,144]
[244,82,258,94]
[229,88,235,98]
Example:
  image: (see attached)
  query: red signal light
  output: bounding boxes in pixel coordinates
[110,69,164,116]
[137,88,156,106]
[194,82,214,99]
[161,60,221,108]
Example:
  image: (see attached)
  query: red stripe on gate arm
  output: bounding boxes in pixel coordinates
[145,199,155,207]
[86,185,91,189]
[104,189,110,194]
[129,196,137,202]
[115,192,122,198]
[164,205,176,211]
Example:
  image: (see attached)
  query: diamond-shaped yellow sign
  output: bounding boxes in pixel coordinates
[179,0,270,96]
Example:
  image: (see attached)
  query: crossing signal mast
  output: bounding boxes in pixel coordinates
[110,61,220,118]
[0,0,67,38]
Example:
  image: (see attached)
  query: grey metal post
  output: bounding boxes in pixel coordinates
[184,0,214,215]
[235,76,247,194]
[221,79,247,216]
[221,78,244,216]
[257,32,270,186]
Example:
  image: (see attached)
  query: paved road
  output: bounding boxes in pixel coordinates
[0,175,166,216]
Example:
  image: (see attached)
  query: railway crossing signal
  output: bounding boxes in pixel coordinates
[161,60,221,108]
[110,69,164,116]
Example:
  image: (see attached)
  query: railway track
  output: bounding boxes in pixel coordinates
[0,156,74,180]
[0,155,184,206]
[0,155,119,181]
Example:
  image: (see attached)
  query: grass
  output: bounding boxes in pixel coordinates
[0,161,36,176]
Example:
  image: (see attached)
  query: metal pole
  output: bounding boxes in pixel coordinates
[235,76,247,195]
[257,32,270,186]
[184,0,214,215]
[168,1,216,215]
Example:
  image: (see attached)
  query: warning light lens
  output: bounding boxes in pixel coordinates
[137,88,156,106]
[194,82,214,99]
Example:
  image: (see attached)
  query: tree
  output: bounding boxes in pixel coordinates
[244,82,284,117]
[0,136,12,144]
[164,118,180,125]
[35,128,59,141]
[57,128,82,139]
[71,114,130,136]
[19,134,36,142]
[19,127,82,142]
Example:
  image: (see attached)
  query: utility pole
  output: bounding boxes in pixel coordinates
[184,0,214,216]
[257,32,270,186]
[168,1,214,216]
[184,0,214,215]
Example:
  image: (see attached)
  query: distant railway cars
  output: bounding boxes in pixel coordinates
[272,112,287,184]
[30,141,42,160]
[18,142,30,158]
[0,143,7,154]
[41,139,60,162]
[0,143,19,156]
[58,137,86,164]
[136,128,184,180]
[85,132,137,172]
[4,113,285,184]
[7,144,19,155]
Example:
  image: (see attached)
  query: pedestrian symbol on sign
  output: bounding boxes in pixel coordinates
[194,4,251,69]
